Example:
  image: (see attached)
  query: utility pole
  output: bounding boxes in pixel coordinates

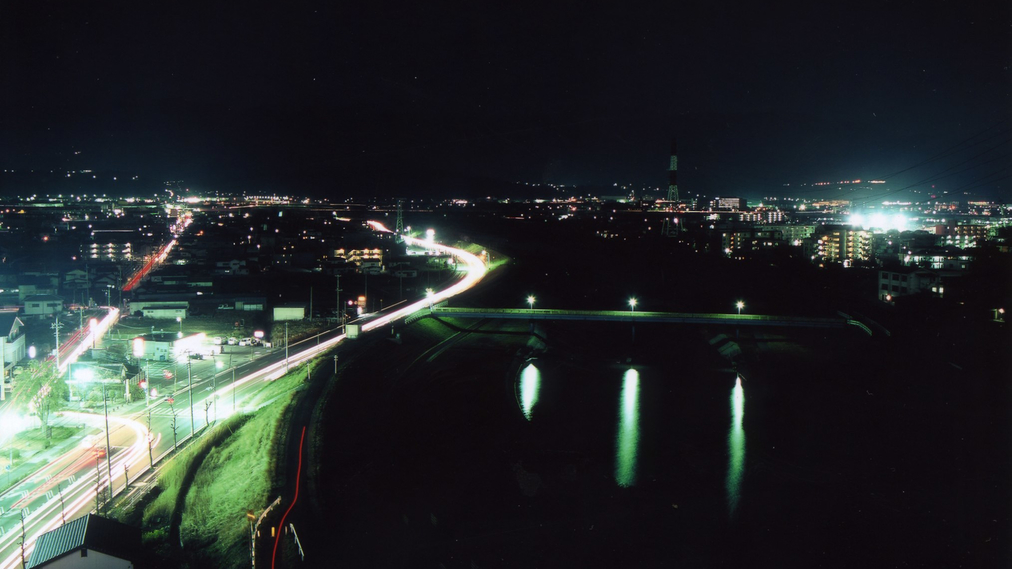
[147,409,154,467]
[58,481,66,523]
[52,315,63,370]
[20,509,26,569]
[95,457,101,513]
[102,384,114,506]
[170,404,178,450]
[336,274,343,331]
[187,360,194,435]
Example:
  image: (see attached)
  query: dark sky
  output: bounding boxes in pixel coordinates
[3,1,1011,200]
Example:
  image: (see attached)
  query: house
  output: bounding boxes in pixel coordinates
[131,331,210,361]
[126,301,188,319]
[26,513,142,569]
[0,311,25,398]
[62,268,90,290]
[23,295,64,317]
[18,275,58,302]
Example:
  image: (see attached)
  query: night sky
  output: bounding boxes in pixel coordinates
[3,2,1010,200]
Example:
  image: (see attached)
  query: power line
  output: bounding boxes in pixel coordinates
[873,119,1009,181]
[851,136,1012,206]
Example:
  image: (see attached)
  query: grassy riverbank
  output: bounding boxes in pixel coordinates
[131,360,319,568]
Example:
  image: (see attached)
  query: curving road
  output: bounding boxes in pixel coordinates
[0,225,488,568]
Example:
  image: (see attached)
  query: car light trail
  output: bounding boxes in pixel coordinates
[57,307,120,375]
[0,412,152,569]
[2,221,489,568]
[123,238,178,291]
[212,221,488,400]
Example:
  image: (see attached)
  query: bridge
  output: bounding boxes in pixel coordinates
[421,307,873,335]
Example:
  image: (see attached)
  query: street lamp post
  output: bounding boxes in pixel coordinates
[628,297,638,345]
[176,316,182,338]
[527,295,536,311]
[736,300,745,315]
[71,367,117,511]
[142,359,150,407]
[187,358,194,435]
[214,360,223,423]
[103,383,112,505]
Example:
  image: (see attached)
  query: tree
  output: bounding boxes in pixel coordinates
[18,361,68,438]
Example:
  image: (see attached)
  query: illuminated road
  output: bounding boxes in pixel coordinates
[123,239,177,292]
[0,223,488,567]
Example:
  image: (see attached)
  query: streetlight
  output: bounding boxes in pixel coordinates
[213,359,223,422]
[176,317,182,338]
[628,298,638,345]
[736,300,745,315]
[526,295,536,310]
[187,355,194,435]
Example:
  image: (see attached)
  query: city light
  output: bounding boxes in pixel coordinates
[628,297,637,312]
[526,295,536,310]
[736,300,745,315]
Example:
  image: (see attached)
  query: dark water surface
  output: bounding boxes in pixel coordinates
[313,319,1009,568]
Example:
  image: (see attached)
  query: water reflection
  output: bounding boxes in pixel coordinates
[615,369,641,487]
[520,363,541,421]
[726,375,746,515]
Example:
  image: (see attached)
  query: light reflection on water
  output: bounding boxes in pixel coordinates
[726,375,746,515]
[615,369,640,487]
[520,364,541,421]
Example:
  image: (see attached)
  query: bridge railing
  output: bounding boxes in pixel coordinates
[429,307,850,328]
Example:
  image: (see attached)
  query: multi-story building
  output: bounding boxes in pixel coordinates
[738,210,786,224]
[766,224,816,245]
[932,223,990,248]
[901,247,973,271]
[710,197,746,211]
[878,268,957,301]
[812,225,873,265]
[0,312,25,393]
